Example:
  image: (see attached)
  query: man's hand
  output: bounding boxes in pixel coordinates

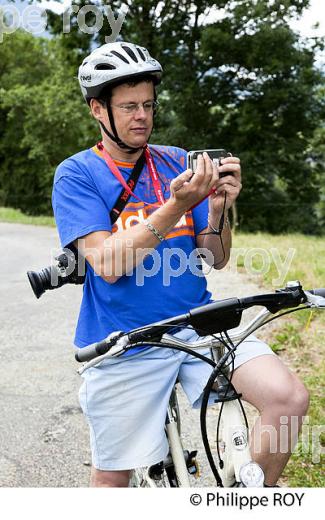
[194,154,241,270]
[209,155,242,218]
[169,152,218,211]
[169,152,241,216]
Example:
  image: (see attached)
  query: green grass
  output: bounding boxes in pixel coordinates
[0,207,55,226]
[269,314,325,486]
[233,231,325,289]
[233,232,325,487]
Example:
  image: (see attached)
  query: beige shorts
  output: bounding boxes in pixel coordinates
[78,328,274,470]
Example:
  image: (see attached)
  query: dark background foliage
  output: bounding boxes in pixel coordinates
[0,0,324,232]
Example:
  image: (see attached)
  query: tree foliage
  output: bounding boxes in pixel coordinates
[1,1,324,231]
[0,32,97,214]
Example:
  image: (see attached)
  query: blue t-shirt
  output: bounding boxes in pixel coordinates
[52,144,212,348]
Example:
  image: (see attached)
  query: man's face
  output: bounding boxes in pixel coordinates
[108,81,155,148]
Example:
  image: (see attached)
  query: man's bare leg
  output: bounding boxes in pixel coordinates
[231,355,309,485]
[90,467,131,487]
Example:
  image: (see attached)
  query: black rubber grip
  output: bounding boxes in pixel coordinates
[75,339,109,362]
[309,288,325,298]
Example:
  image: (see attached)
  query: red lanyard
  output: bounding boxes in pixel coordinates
[97,142,164,207]
[97,141,214,212]
[144,147,165,205]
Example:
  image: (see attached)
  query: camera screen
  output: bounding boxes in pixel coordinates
[188,149,227,172]
[191,156,220,172]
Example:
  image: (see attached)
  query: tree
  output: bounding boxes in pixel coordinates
[308,85,325,232]
[46,0,322,233]
[0,29,53,210]
[2,1,325,231]
[0,31,98,214]
[195,1,325,233]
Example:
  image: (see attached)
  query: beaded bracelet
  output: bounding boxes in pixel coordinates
[144,219,165,242]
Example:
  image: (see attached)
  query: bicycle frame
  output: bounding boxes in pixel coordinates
[81,307,275,488]
[78,286,325,488]
[130,389,191,487]
[131,386,257,488]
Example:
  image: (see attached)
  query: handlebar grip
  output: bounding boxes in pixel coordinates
[309,288,325,298]
[75,339,109,362]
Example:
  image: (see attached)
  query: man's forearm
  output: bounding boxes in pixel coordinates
[198,216,232,269]
[100,198,187,281]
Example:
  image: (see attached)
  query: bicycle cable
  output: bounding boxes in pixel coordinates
[199,304,312,485]
[125,341,216,367]
[214,331,248,470]
[199,352,239,486]
[199,329,250,486]
[226,305,311,353]
[101,304,312,486]
[121,322,238,485]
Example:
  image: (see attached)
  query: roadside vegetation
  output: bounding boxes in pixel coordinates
[0,207,55,227]
[234,233,325,486]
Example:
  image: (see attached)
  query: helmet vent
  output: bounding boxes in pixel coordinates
[136,47,146,61]
[121,45,138,63]
[95,63,116,70]
[78,43,163,103]
[110,50,129,64]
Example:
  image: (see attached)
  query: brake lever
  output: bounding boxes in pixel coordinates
[77,334,130,374]
[304,291,325,308]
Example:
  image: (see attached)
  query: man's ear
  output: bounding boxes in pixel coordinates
[90,98,105,121]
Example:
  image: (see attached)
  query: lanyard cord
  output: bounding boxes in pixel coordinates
[97,141,221,214]
[97,142,224,267]
[196,192,228,270]
[97,141,164,207]
[96,142,189,267]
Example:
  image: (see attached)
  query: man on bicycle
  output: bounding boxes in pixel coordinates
[52,42,309,487]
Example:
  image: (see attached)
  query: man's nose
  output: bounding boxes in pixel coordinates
[133,104,147,118]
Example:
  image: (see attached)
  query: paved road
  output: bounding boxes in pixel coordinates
[0,223,263,487]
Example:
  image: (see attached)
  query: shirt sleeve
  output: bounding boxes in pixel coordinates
[191,197,209,235]
[52,160,112,248]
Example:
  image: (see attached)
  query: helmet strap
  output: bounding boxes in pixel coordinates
[98,120,141,155]
[98,86,157,155]
[97,94,141,154]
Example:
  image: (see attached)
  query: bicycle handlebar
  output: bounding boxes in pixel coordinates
[309,288,325,298]
[75,338,113,363]
[75,283,325,363]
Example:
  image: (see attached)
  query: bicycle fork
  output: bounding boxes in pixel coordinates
[165,407,192,487]
[147,404,199,487]
[218,399,265,487]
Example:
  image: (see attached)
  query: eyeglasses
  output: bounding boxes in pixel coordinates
[110,100,159,114]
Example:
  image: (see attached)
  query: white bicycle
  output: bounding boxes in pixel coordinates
[76,281,325,487]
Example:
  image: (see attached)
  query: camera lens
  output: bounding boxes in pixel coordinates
[27,249,85,299]
[27,267,51,299]
[27,265,68,299]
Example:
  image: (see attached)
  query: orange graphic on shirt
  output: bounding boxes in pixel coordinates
[112,202,195,239]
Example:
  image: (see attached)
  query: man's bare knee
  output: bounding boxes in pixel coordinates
[90,467,131,487]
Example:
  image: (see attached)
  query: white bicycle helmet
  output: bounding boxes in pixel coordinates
[78,41,163,102]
